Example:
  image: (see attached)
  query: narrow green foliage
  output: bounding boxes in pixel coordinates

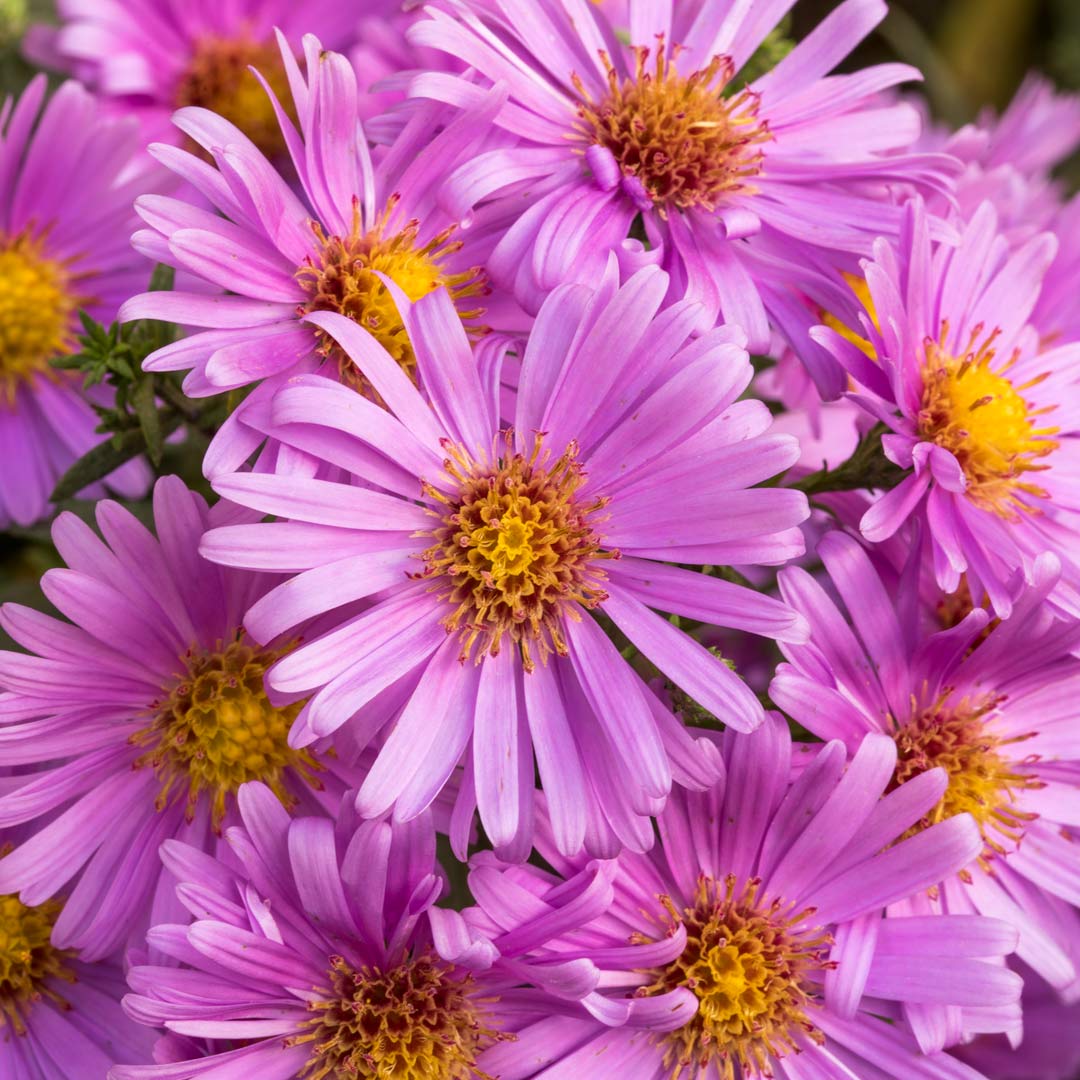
[49,265,230,501]
[791,422,908,498]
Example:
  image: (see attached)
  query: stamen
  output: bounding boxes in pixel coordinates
[176,34,296,157]
[297,198,488,398]
[918,328,1058,517]
[574,40,769,214]
[637,875,830,1080]
[0,895,75,1036]
[133,635,320,829]
[291,952,507,1080]
[415,431,615,671]
[892,690,1042,865]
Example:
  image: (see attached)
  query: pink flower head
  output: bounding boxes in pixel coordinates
[0,477,360,960]
[0,890,155,1076]
[110,781,676,1078]
[0,76,153,527]
[200,267,810,859]
[119,33,521,411]
[404,0,959,394]
[773,531,1080,1002]
[815,197,1080,617]
[452,716,1022,1078]
[25,0,380,153]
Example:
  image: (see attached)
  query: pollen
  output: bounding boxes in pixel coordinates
[0,895,75,1036]
[892,691,1041,862]
[918,324,1058,516]
[0,235,77,402]
[134,636,321,829]
[416,432,615,671]
[297,199,487,398]
[638,875,830,1080]
[575,41,769,213]
[292,952,505,1080]
[176,34,295,158]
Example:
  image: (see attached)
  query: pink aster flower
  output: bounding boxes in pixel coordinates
[403,0,958,382]
[912,74,1080,253]
[0,891,155,1077]
[199,268,810,859]
[118,32,521,406]
[0,477,361,961]
[449,715,1021,1079]
[814,198,1080,617]
[0,76,153,527]
[24,0,378,155]
[773,531,1080,1005]
[109,781,677,1079]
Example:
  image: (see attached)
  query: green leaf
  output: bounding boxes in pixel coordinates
[149,263,176,292]
[132,375,164,467]
[790,423,907,497]
[50,413,182,503]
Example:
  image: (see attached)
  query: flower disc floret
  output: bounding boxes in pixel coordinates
[134,637,319,827]
[892,692,1040,860]
[575,44,769,213]
[417,432,615,670]
[293,952,502,1080]
[176,34,294,157]
[297,200,487,395]
[918,325,1058,516]
[0,236,76,400]
[0,896,74,1035]
[639,875,830,1079]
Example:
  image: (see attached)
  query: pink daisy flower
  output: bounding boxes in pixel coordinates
[403,0,958,378]
[0,477,360,961]
[200,268,810,859]
[814,198,1080,617]
[0,76,152,527]
[0,892,155,1077]
[773,531,1080,1003]
[118,32,521,408]
[110,782,686,1079]
[24,0,378,155]
[449,716,1022,1079]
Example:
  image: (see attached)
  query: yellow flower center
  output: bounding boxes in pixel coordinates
[575,41,769,213]
[0,236,76,402]
[134,637,320,829]
[918,326,1058,516]
[821,272,878,360]
[639,876,829,1080]
[417,433,614,671]
[0,895,74,1035]
[892,692,1040,862]
[293,953,504,1080]
[297,200,487,398]
[176,34,295,158]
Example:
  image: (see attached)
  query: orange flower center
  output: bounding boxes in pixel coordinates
[134,636,320,828]
[638,875,829,1080]
[918,324,1057,516]
[297,200,487,398]
[417,433,614,671]
[176,34,295,158]
[575,42,769,213]
[293,953,504,1080]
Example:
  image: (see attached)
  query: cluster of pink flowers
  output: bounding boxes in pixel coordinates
[0,2,1079,1078]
